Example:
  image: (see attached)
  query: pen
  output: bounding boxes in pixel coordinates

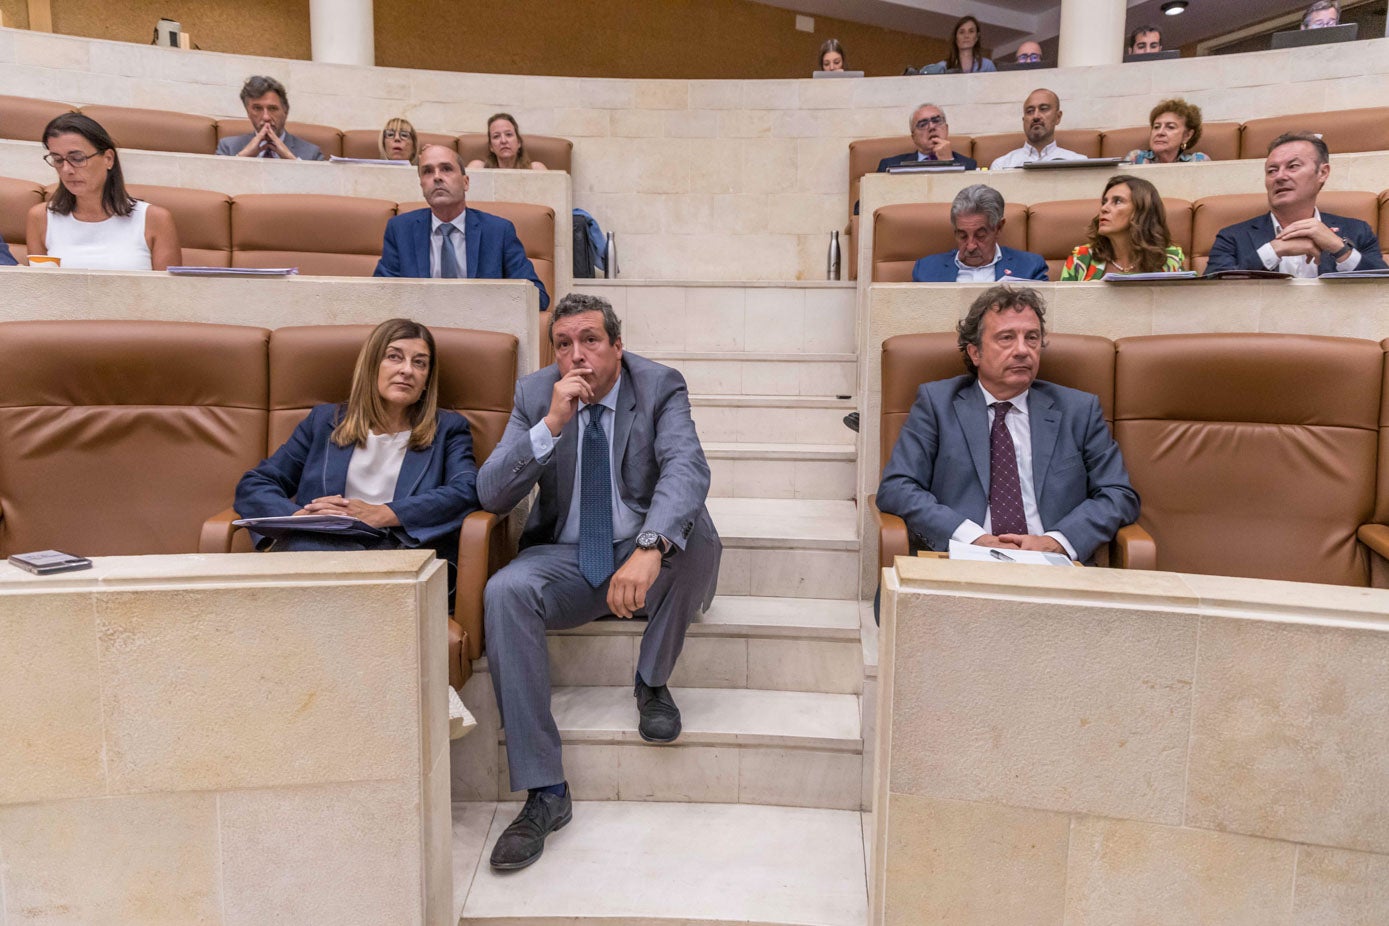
[989,549,1015,562]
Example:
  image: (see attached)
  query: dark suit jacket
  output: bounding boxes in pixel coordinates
[373,207,550,310]
[215,131,327,161]
[911,245,1049,282]
[1205,211,1388,275]
[876,376,1139,562]
[477,352,720,606]
[0,237,15,266]
[234,403,479,563]
[877,150,979,172]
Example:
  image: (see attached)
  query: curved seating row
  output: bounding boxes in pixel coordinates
[875,331,1389,588]
[0,320,519,687]
[0,175,556,296]
[870,189,1389,280]
[0,94,574,171]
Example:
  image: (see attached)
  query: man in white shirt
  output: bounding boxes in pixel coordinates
[989,89,1086,170]
[1205,132,1386,277]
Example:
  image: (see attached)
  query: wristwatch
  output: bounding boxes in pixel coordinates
[635,530,666,552]
[1332,238,1354,262]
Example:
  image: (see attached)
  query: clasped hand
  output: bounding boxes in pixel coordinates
[1271,218,1343,263]
[237,123,294,159]
[973,533,1065,554]
[294,495,400,528]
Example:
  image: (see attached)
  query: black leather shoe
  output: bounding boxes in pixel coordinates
[634,677,682,743]
[489,786,572,871]
[842,411,860,432]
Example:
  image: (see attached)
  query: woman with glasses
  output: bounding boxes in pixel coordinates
[379,117,418,163]
[26,113,179,271]
[466,113,547,171]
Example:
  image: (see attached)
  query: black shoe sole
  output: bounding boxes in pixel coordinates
[638,722,681,744]
[488,807,573,871]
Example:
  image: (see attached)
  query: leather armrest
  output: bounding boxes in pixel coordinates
[871,495,910,572]
[1358,524,1389,588]
[453,509,514,668]
[199,506,243,554]
[448,618,467,690]
[1109,522,1156,571]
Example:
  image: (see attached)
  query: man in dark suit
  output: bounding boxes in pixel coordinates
[477,293,721,869]
[214,75,326,161]
[1206,132,1386,277]
[877,285,1138,562]
[878,103,978,172]
[373,145,550,309]
[912,184,1049,282]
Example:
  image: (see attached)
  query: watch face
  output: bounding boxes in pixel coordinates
[637,531,660,549]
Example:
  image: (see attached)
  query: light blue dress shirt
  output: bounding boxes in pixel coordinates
[429,212,469,279]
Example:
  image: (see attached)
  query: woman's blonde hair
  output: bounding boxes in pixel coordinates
[331,318,440,450]
[379,117,418,164]
[483,113,533,169]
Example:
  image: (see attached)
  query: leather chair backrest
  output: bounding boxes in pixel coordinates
[456,134,574,174]
[127,183,232,267]
[1025,199,1099,278]
[846,134,975,220]
[1379,339,1389,526]
[0,95,77,142]
[0,320,270,556]
[1379,190,1389,265]
[0,177,45,262]
[1191,190,1381,272]
[969,129,1102,168]
[340,129,459,160]
[398,199,557,304]
[215,119,344,158]
[1098,122,1242,161]
[1240,107,1389,159]
[265,325,519,464]
[231,193,396,275]
[880,330,1116,471]
[1114,333,1382,586]
[871,201,1027,282]
[79,104,217,154]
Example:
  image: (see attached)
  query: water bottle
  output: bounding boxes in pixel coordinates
[603,232,619,279]
[827,230,841,281]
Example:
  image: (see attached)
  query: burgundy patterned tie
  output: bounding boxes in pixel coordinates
[989,402,1027,536]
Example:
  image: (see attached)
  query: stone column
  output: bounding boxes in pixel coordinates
[309,0,374,66]
[1057,0,1127,67]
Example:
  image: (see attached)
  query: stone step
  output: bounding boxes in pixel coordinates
[691,394,856,446]
[705,442,856,500]
[708,497,859,599]
[643,350,856,398]
[456,800,869,925]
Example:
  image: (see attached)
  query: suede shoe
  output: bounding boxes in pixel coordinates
[488,786,572,871]
[635,676,682,743]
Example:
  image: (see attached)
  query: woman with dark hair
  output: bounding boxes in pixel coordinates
[819,38,846,71]
[1060,174,1185,280]
[379,116,419,163]
[235,317,479,565]
[467,113,547,171]
[933,15,996,73]
[1124,98,1210,165]
[26,113,179,270]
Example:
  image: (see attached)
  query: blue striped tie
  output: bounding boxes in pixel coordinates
[438,223,460,279]
[579,405,614,587]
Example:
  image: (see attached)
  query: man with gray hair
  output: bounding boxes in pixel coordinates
[877,103,978,172]
[912,184,1049,282]
[1302,0,1339,28]
[215,75,326,160]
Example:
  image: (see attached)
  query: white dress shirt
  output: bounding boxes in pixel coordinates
[955,246,1002,282]
[429,211,469,279]
[989,141,1086,171]
[344,430,410,504]
[527,374,643,544]
[948,384,1078,559]
[1255,210,1361,278]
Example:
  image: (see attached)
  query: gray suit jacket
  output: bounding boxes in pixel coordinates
[478,351,720,604]
[215,131,326,161]
[876,375,1139,562]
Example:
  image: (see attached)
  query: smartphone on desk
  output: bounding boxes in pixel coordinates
[8,550,93,575]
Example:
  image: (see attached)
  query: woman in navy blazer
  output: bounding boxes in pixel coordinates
[235,318,479,567]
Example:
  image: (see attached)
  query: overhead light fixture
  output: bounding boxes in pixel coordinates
[1162,1,1188,14]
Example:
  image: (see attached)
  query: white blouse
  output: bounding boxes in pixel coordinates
[344,430,410,504]
[44,200,152,270]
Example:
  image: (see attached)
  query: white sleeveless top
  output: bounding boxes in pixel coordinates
[45,200,152,271]
[344,430,411,505]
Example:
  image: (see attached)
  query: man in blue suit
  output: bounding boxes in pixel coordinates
[912,185,1049,283]
[374,145,550,309]
[877,285,1138,563]
[1206,132,1386,278]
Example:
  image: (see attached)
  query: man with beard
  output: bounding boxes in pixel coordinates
[989,88,1085,170]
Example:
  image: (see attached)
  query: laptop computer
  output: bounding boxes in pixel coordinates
[1122,49,1181,63]
[812,70,865,78]
[1271,22,1358,49]
[996,59,1049,72]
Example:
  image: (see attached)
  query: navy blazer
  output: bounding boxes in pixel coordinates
[234,404,479,563]
[876,376,1139,563]
[912,245,1049,282]
[373,207,550,310]
[215,131,327,161]
[0,236,15,267]
[877,150,979,172]
[1205,211,1388,275]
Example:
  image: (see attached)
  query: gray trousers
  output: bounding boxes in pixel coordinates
[484,533,718,792]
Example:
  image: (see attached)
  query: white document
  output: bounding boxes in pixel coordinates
[948,539,1072,566]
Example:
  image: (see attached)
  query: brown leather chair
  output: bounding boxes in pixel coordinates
[1379,190,1389,266]
[870,201,1027,282]
[79,104,217,154]
[0,95,77,142]
[1114,333,1383,586]
[1366,339,1389,584]
[0,177,45,262]
[970,129,1102,168]
[1099,122,1242,161]
[0,320,270,557]
[1241,107,1389,159]
[198,324,520,688]
[1192,191,1380,273]
[456,133,573,173]
[231,193,396,275]
[215,119,344,159]
[127,183,232,266]
[340,129,459,160]
[846,134,976,213]
[1025,199,1099,278]
[873,331,1152,572]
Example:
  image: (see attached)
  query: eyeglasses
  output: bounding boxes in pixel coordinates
[43,150,100,168]
[914,115,947,130]
[1016,52,1042,63]
[383,130,412,140]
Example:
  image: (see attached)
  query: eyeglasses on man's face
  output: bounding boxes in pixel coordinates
[1016,52,1042,63]
[914,115,947,130]
[44,150,100,169]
